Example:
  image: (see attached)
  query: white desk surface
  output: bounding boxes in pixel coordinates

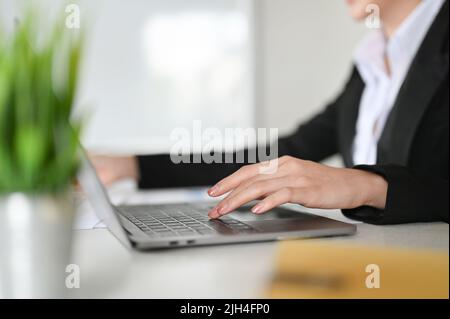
[69,184,449,298]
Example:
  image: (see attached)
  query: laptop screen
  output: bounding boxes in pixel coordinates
[78,150,131,248]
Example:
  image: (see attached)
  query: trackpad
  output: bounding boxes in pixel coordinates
[228,205,314,222]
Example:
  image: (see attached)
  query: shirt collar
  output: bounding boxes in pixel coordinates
[355,0,445,83]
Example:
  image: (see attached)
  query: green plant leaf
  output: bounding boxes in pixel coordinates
[0,5,84,194]
[15,125,46,189]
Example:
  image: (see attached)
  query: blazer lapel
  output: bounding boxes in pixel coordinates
[377,1,449,165]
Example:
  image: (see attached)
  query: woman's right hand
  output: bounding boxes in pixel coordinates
[89,155,139,186]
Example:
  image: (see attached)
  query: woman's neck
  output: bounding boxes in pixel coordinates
[381,0,422,39]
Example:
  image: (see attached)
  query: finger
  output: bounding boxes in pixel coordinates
[96,167,117,186]
[221,169,294,208]
[209,165,296,219]
[219,159,293,200]
[208,177,288,218]
[208,156,292,197]
[221,173,274,201]
[208,177,268,219]
[250,187,295,214]
[207,163,261,197]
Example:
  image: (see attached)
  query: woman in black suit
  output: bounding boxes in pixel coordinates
[93,0,449,225]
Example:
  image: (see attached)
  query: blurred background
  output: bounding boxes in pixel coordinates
[0,0,366,159]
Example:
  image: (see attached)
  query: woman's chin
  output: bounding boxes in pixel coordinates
[348,9,369,22]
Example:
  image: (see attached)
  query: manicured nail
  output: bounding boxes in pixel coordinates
[208,207,219,219]
[217,203,228,216]
[208,185,220,196]
[251,203,265,214]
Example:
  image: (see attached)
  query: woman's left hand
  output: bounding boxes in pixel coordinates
[207,156,387,219]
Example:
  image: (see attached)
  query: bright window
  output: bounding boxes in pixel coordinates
[75,0,256,154]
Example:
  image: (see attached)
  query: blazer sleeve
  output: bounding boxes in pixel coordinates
[135,68,361,189]
[342,164,449,224]
[136,100,341,189]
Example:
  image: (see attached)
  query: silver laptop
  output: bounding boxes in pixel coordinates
[78,154,356,250]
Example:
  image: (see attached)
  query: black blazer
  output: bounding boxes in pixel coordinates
[137,1,449,225]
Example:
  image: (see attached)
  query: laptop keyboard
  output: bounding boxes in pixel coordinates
[119,205,255,238]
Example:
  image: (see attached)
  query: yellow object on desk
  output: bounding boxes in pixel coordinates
[269,240,449,299]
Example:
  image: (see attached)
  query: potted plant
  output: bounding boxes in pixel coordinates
[0,10,83,298]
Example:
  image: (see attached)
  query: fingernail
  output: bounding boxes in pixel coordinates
[217,203,228,215]
[208,185,220,196]
[208,208,218,219]
[251,203,265,214]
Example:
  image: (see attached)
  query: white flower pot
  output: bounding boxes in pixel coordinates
[0,192,75,298]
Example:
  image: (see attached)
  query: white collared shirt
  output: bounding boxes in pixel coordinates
[352,0,445,165]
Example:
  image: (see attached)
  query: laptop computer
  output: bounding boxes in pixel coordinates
[78,153,356,250]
